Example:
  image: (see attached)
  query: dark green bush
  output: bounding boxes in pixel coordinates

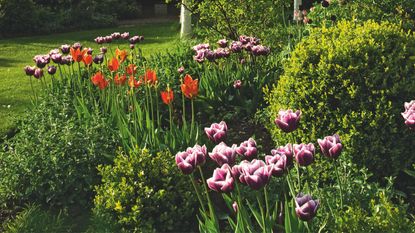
[264,20,415,179]
[93,149,197,232]
[0,85,118,208]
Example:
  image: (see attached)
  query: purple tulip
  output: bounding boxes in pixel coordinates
[51,53,62,63]
[318,134,342,159]
[214,48,230,59]
[294,143,315,166]
[233,159,272,190]
[207,164,234,193]
[402,100,415,130]
[230,41,243,53]
[111,32,121,39]
[265,153,287,177]
[87,48,93,55]
[49,49,60,56]
[33,55,49,68]
[271,143,293,166]
[275,109,301,133]
[236,138,257,160]
[178,66,185,74]
[33,68,43,79]
[193,43,210,51]
[129,44,135,49]
[175,144,207,174]
[24,66,36,76]
[205,49,216,62]
[60,55,73,65]
[243,42,253,51]
[205,121,228,143]
[100,47,107,54]
[93,54,104,64]
[249,36,260,45]
[104,36,112,43]
[217,39,228,48]
[209,142,237,166]
[193,49,206,63]
[251,45,270,56]
[72,42,82,50]
[232,201,238,213]
[47,65,56,75]
[295,193,319,221]
[239,35,249,44]
[233,80,242,89]
[129,36,141,44]
[121,32,130,39]
[94,36,105,44]
[60,44,70,54]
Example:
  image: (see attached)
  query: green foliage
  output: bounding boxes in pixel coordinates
[0,84,118,208]
[265,20,415,179]
[3,204,67,233]
[93,148,197,232]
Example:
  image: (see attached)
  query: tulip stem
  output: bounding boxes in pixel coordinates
[264,186,270,226]
[334,160,344,209]
[190,99,195,139]
[198,166,220,231]
[296,163,301,192]
[190,174,206,213]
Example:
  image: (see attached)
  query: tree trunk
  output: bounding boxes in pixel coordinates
[180,0,192,38]
[293,0,302,21]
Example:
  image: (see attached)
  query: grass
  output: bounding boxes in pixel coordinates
[0,20,180,137]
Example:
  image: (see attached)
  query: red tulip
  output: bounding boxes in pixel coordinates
[128,75,142,88]
[161,88,174,105]
[144,69,157,85]
[181,74,198,99]
[114,73,127,85]
[91,71,109,90]
[70,47,87,62]
[108,57,119,72]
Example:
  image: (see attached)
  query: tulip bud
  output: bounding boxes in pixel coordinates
[265,153,287,177]
[209,142,237,166]
[236,138,257,160]
[322,0,329,7]
[60,55,73,65]
[178,66,185,74]
[294,143,315,166]
[87,48,93,55]
[129,44,135,49]
[24,66,36,76]
[60,44,70,54]
[93,54,104,64]
[175,144,207,174]
[237,159,272,190]
[233,80,242,89]
[72,42,82,50]
[207,164,234,193]
[232,202,238,213]
[100,47,107,54]
[318,134,342,159]
[33,68,43,79]
[295,193,319,221]
[205,121,227,143]
[33,55,48,68]
[47,65,57,75]
[275,109,301,133]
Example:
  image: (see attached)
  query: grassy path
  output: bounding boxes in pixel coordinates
[0,20,179,137]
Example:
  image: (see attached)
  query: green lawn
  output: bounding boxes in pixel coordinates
[0,20,180,137]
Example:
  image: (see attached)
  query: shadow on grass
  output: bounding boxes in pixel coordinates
[0,58,21,67]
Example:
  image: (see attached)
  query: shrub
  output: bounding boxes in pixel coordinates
[0,85,118,208]
[264,20,415,179]
[93,149,197,232]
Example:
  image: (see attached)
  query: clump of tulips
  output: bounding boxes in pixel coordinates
[175,109,345,232]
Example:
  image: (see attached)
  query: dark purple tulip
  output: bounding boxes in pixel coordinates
[252,45,270,56]
[60,44,70,54]
[214,48,230,59]
[235,159,272,190]
[94,36,104,44]
[87,48,93,55]
[402,100,415,130]
[104,36,112,43]
[33,68,43,79]
[139,36,144,41]
[60,55,73,65]
[205,49,216,61]
[49,49,60,56]
[72,42,82,50]
[178,66,185,74]
[111,32,121,39]
[205,121,227,143]
[51,53,62,63]
[243,42,253,51]
[217,39,228,48]
[249,37,260,45]
[271,143,293,166]
[318,134,342,159]
[47,65,56,75]
[33,55,48,68]
[193,49,206,63]
[193,43,210,51]
[93,54,104,64]
[209,142,237,166]
[175,144,207,174]
[294,143,315,166]
[233,80,242,89]
[100,47,107,54]
[240,58,246,64]
[24,66,36,76]
[265,153,287,177]
[230,41,243,53]
[121,32,130,39]
[129,36,141,44]
[275,109,301,133]
[207,164,234,193]
[239,35,249,44]
[322,0,329,7]
[236,138,257,160]
[129,44,135,49]
[295,193,319,221]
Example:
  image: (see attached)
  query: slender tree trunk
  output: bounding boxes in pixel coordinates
[293,0,302,21]
[180,0,192,38]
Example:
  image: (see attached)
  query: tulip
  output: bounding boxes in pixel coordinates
[233,80,242,89]
[33,68,43,79]
[60,55,73,65]
[87,48,93,55]
[72,42,82,50]
[271,143,293,166]
[129,44,135,49]
[82,54,93,66]
[128,75,142,88]
[24,66,36,76]
[126,64,137,75]
[230,41,243,53]
[217,39,228,48]
[144,69,157,85]
[121,32,130,39]
[239,35,249,44]
[94,36,105,44]
[236,138,257,160]
[47,65,57,75]
[275,109,301,133]
[70,47,87,63]
[161,88,174,105]
[294,143,315,166]
[249,37,260,45]
[115,48,128,63]
[295,193,319,221]
[235,159,272,190]
[193,49,206,63]
[33,55,48,68]
[404,114,415,130]
[175,144,207,174]
[232,201,238,213]
[111,32,121,39]
[181,74,199,99]
[193,43,210,51]
[104,36,112,43]
[205,49,216,62]
[51,53,62,63]
[60,44,70,54]
[265,153,287,177]
[209,142,237,166]
[114,74,127,86]
[318,134,342,159]
[91,71,108,90]
[100,47,107,54]
[402,100,415,119]
[251,45,270,56]
[322,0,329,7]
[129,36,141,44]
[93,54,104,64]
[207,164,234,193]
[214,48,230,59]
[49,49,60,56]
[178,66,185,74]
[204,121,227,143]
[108,57,119,72]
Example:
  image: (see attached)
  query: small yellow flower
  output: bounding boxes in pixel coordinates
[114,200,123,212]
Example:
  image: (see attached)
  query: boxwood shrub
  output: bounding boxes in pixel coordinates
[264,20,415,179]
[93,148,197,232]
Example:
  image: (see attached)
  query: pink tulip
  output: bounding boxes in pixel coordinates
[233,159,272,190]
[265,154,287,177]
[271,143,293,166]
[275,109,301,133]
[295,193,319,221]
[205,121,228,143]
[293,143,315,166]
[236,138,257,160]
[402,100,415,130]
[207,164,234,193]
[317,134,342,159]
[209,142,237,166]
[175,144,207,174]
